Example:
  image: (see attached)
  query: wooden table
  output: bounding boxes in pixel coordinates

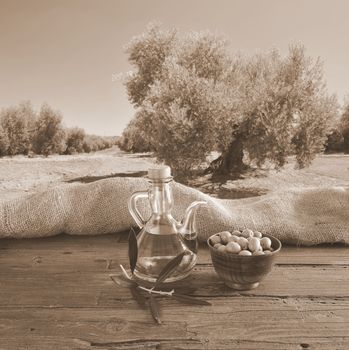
[0,233,348,349]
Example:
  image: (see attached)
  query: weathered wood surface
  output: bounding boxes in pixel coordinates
[0,233,348,349]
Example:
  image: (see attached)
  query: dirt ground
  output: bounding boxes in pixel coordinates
[0,147,155,201]
[0,146,348,201]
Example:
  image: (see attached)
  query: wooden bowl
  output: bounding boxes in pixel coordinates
[207,233,281,290]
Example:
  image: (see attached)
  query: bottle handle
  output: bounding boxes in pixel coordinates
[128,191,149,229]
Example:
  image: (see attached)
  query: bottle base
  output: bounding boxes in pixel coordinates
[133,269,192,285]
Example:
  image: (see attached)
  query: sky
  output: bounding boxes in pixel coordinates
[1,0,349,136]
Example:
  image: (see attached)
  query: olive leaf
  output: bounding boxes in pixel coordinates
[130,285,148,309]
[172,293,211,306]
[149,294,161,324]
[128,227,138,274]
[119,228,211,325]
[154,251,186,288]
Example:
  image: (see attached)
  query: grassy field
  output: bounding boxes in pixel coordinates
[0,146,348,201]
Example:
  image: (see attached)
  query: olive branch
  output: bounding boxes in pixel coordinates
[110,227,211,324]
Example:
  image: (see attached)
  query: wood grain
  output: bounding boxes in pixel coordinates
[0,233,348,349]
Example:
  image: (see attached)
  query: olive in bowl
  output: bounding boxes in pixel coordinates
[207,230,281,290]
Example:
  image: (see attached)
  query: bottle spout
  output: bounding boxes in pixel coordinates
[179,200,207,235]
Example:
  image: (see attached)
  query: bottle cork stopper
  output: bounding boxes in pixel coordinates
[148,165,171,179]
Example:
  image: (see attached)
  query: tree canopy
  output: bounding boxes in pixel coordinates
[32,103,66,156]
[120,24,338,176]
[0,101,35,156]
[0,101,118,157]
[340,102,349,152]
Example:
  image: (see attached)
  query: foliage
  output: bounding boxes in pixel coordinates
[125,22,177,107]
[325,128,344,153]
[232,47,338,169]
[0,125,9,156]
[0,101,118,157]
[83,135,118,153]
[117,109,154,153]
[64,127,86,154]
[122,25,339,176]
[32,103,66,156]
[341,102,349,153]
[143,58,235,174]
[0,101,36,156]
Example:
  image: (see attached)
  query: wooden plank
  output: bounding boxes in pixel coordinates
[198,243,349,265]
[0,233,348,349]
[0,234,348,273]
[0,245,348,276]
[0,242,129,272]
[0,234,129,273]
[0,233,125,251]
[0,298,348,349]
[0,264,348,308]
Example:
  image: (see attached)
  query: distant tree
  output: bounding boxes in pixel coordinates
[83,135,118,153]
[341,102,349,153]
[83,135,102,152]
[118,108,154,153]
[0,125,9,156]
[325,128,344,153]
[32,103,66,156]
[65,127,85,154]
[0,101,117,156]
[82,136,94,153]
[0,101,35,155]
[123,25,338,176]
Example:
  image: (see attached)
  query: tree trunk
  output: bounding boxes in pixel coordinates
[206,135,246,176]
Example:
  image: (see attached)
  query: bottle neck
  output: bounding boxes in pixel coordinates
[148,179,173,216]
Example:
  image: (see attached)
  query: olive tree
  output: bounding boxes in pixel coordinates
[122,25,338,175]
[118,108,154,153]
[0,125,9,156]
[340,102,349,153]
[65,127,85,154]
[217,46,338,172]
[0,101,36,156]
[32,103,66,156]
[141,57,237,173]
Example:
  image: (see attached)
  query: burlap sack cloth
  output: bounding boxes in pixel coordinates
[0,177,348,245]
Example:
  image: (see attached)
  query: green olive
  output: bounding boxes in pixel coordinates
[217,244,227,252]
[220,231,232,244]
[228,235,240,243]
[248,237,261,252]
[226,242,241,254]
[237,237,249,249]
[253,250,265,256]
[241,229,254,238]
[239,250,252,256]
[210,234,222,245]
[260,237,272,250]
